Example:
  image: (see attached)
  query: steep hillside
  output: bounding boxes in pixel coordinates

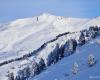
[30,36,100,80]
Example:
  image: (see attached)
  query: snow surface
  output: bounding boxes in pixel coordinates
[0,13,100,80]
[0,13,100,62]
[30,36,100,80]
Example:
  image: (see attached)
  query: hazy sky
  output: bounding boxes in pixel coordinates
[0,0,100,23]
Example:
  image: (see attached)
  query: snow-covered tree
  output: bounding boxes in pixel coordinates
[46,43,60,66]
[15,75,20,80]
[47,52,54,66]
[23,66,31,79]
[72,62,78,74]
[30,61,40,76]
[78,32,85,45]
[58,45,64,59]
[88,54,96,67]
[89,26,99,32]
[88,26,99,38]
[89,30,96,39]
[6,72,14,80]
[83,30,89,37]
[52,43,60,64]
[98,27,100,31]
[64,39,77,56]
[72,39,77,50]
[94,26,99,32]
[38,58,46,71]
[17,70,24,80]
[15,65,31,80]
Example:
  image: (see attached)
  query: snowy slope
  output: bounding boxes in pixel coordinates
[0,13,100,80]
[30,36,100,80]
[0,13,100,63]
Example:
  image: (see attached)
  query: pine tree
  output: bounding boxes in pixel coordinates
[30,61,40,76]
[78,32,85,45]
[15,75,20,80]
[64,39,77,56]
[88,26,97,38]
[17,70,24,80]
[46,44,60,66]
[72,62,78,74]
[58,45,64,59]
[88,54,96,67]
[6,72,14,80]
[38,58,46,71]
[52,43,60,64]
[23,66,31,79]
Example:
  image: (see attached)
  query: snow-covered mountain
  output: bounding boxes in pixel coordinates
[0,13,100,80]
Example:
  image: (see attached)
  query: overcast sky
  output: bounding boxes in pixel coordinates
[0,0,100,23]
